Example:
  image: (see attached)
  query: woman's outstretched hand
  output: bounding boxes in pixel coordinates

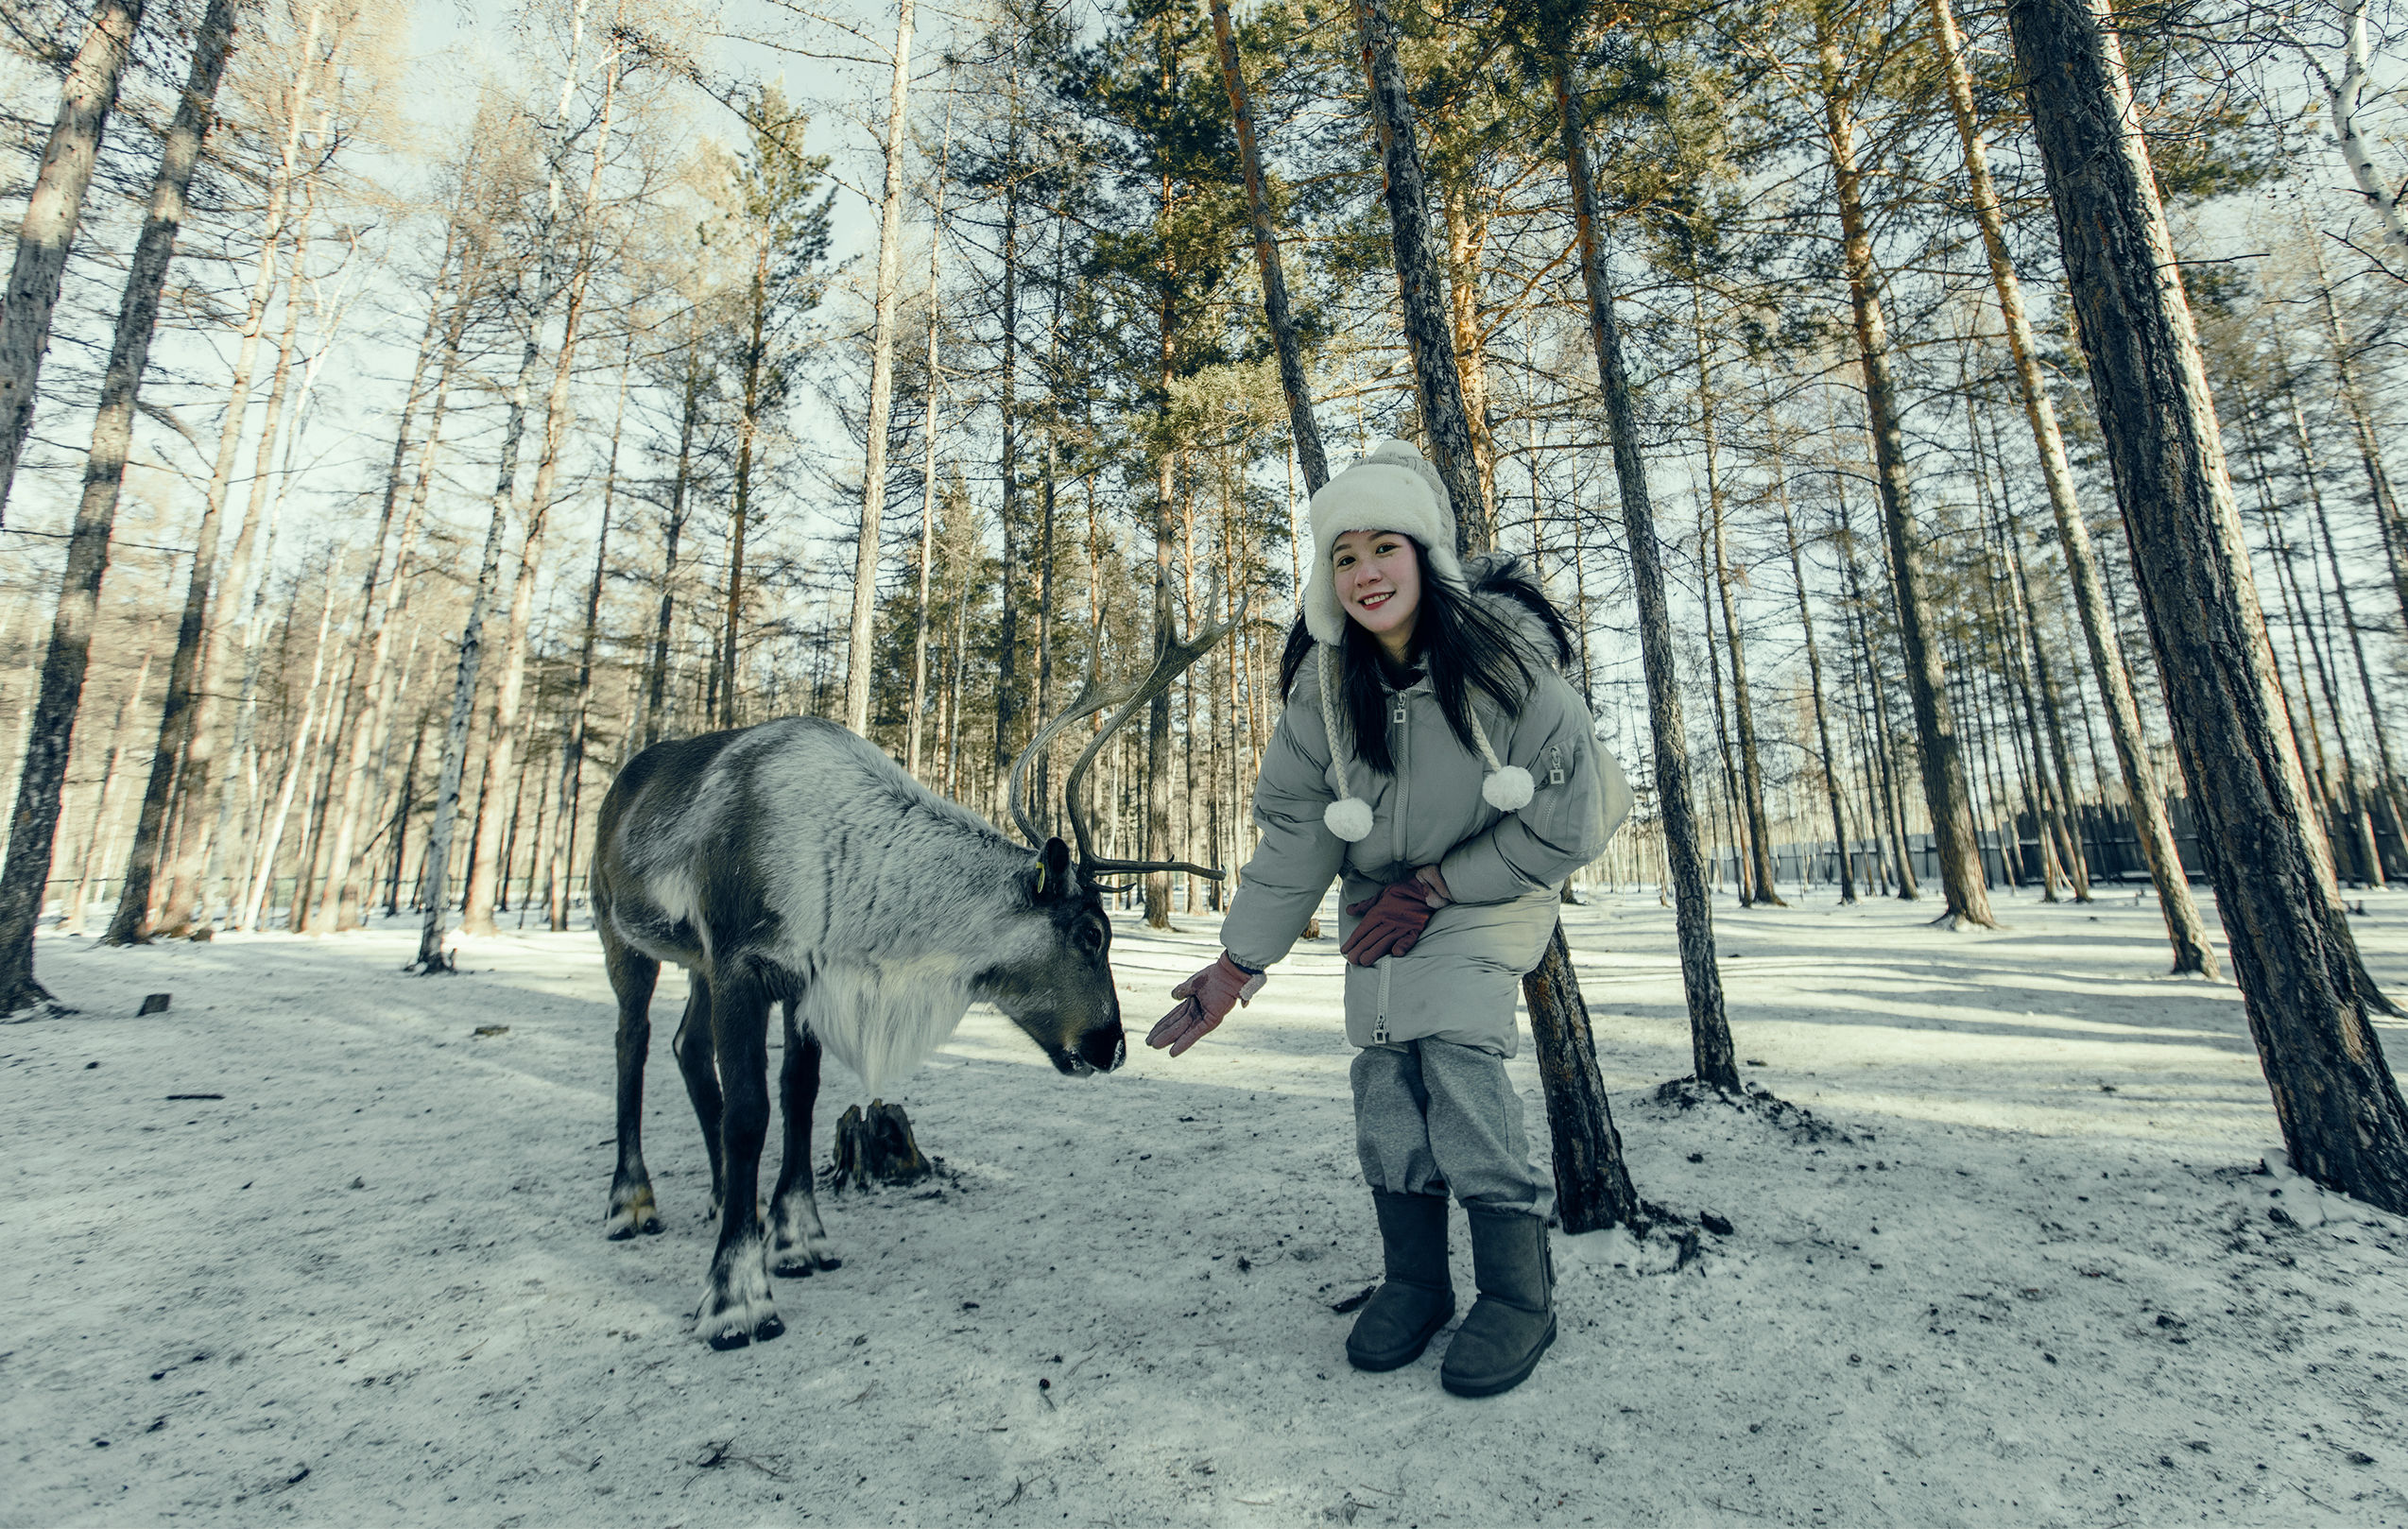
[1340,868,1453,967]
[1146,953,1266,1057]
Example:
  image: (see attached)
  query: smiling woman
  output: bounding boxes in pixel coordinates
[1144,437,1633,1400]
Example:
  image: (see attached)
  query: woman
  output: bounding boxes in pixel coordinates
[1147,438,1631,1399]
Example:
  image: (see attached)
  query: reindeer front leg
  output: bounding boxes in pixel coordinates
[602,934,663,1239]
[771,1001,840,1276]
[697,965,783,1349]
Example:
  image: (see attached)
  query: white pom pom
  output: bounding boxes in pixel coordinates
[1483,765,1535,811]
[1324,797,1374,842]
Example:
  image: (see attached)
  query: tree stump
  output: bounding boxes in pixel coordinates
[826,1100,931,1191]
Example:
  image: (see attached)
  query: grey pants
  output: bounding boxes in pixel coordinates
[1351,1038,1553,1220]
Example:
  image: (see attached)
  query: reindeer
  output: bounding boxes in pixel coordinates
[591,607,1240,1349]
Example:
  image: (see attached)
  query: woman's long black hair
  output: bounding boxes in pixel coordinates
[1280,542,1575,776]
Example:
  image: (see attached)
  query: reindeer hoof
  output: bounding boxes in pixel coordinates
[705,1312,784,1350]
[697,1237,780,1349]
[774,1246,841,1278]
[771,1189,839,1276]
[605,1185,662,1240]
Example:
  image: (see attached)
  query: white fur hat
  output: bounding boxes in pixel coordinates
[1301,444,1535,842]
[1302,438,1468,645]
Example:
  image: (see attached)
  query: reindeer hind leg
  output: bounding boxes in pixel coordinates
[603,930,663,1239]
[771,998,840,1276]
[671,972,726,1222]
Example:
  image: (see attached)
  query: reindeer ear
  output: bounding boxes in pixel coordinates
[1031,836,1074,900]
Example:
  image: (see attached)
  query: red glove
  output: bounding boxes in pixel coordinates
[1340,868,1452,968]
[1146,953,1266,1057]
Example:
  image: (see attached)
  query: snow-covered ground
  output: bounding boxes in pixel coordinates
[6,887,2407,1527]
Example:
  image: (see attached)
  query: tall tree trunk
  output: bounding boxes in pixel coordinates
[1696,507,1751,904]
[643,354,701,749]
[720,244,769,728]
[462,40,619,936]
[2007,0,2408,1210]
[907,87,955,780]
[1966,395,2055,898]
[1557,56,1731,1095]
[1144,65,1174,930]
[416,308,543,971]
[1439,183,1496,512]
[1987,409,2093,898]
[162,188,321,935]
[1837,488,1919,898]
[1928,0,2206,965]
[2289,0,2408,268]
[2303,237,2408,639]
[844,0,916,734]
[2288,375,2407,860]
[1817,21,1993,928]
[311,227,479,932]
[1350,0,1488,545]
[0,0,146,524]
[2274,450,2382,884]
[0,0,230,1007]
[546,332,633,931]
[1696,315,1781,906]
[1206,0,1327,492]
[1772,440,1855,903]
[239,567,336,930]
[106,4,323,945]
[64,626,156,934]
[991,112,1023,804]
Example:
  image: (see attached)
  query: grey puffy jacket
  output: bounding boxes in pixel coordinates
[1218,555,1633,1055]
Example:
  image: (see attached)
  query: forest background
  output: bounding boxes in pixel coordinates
[0,0,2401,1024]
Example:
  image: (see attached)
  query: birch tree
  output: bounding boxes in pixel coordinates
[2259,0,2408,273]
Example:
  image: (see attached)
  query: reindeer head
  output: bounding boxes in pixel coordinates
[1000,593,1251,1079]
[977,836,1125,1077]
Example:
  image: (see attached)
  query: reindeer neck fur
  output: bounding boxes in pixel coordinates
[608,719,1058,1094]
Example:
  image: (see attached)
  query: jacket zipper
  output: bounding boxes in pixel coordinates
[1373,692,1410,1045]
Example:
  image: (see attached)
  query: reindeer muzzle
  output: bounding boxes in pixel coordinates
[1057,1022,1127,1078]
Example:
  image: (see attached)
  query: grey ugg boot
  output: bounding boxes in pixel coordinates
[1346,1191,1455,1372]
[1440,1208,1556,1398]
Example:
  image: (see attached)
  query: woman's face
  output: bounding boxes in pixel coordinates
[1332,529,1422,654]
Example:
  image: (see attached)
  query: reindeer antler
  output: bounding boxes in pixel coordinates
[1005,609,1120,849]
[1060,590,1253,883]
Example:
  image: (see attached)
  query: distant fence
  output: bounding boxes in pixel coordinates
[1708,795,2231,892]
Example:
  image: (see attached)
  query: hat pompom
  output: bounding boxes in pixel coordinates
[1324,797,1375,842]
[1482,765,1535,812]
